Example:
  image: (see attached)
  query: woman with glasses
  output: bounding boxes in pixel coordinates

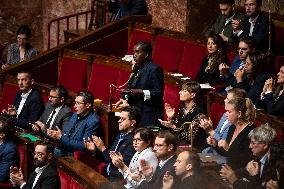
[110,127,158,189]
[2,25,38,69]
[158,81,207,150]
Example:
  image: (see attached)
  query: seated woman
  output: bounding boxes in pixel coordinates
[221,50,271,103]
[256,64,284,117]
[215,97,255,169]
[158,81,207,150]
[110,127,158,189]
[196,34,230,86]
[0,115,19,182]
[2,25,38,69]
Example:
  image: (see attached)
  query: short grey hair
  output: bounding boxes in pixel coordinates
[248,124,276,144]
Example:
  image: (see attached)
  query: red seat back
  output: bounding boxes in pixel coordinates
[163,83,180,120]
[179,42,207,80]
[274,56,284,74]
[127,29,154,54]
[274,25,284,55]
[153,35,185,72]
[0,82,18,111]
[88,61,119,103]
[58,57,88,92]
[210,102,225,128]
[114,69,132,101]
[58,168,71,189]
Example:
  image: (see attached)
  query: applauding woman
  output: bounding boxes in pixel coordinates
[216,97,256,169]
[158,81,207,150]
[110,127,158,189]
[256,64,284,117]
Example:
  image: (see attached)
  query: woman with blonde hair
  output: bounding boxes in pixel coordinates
[215,97,256,169]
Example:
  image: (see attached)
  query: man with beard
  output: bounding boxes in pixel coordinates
[10,142,60,189]
[162,151,207,189]
[31,86,72,135]
[2,71,44,131]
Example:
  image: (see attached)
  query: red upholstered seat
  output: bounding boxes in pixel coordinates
[209,102,225,128]
[274,25,284,55]
[163,83,180,120]
[74,151,107,175]
[228,51,236,64]
[153,35,185,72]
[58,56,88,92]
[0,82,18,111]
[70,178,84,189]
[127,29,154,54]
[88,61,120,103]
[0,182,12,188]
[274,56,284,74]
[58,168,71,189]
[179,42,207,80]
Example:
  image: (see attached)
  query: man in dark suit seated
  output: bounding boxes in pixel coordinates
[231,0,273,51]
[31,85,72,135]
[2,70,45,132]
[10,141,60,189]
[84,106,139,182]
[162,151,208,189]
[206,0,245,43]
[137,130,178,189]
[0,115,19,182]
[116,41,164,127]
[47,91,102,157]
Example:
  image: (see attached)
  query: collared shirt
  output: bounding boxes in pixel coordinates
[259,153,268,177]
[143,90,151,101]
[159,155,174,169]
[17,89,32,117]
[219,119,229,133]
[20,164,49,189]
[249,15,259,36]
[46,105,63,129]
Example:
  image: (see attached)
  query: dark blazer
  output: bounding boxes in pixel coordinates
[258,92,284,117]
[13,89,45,131]
[0,141,19,182]
[22,164,60,189]
[101,132,136,181]
[217,124,254,169]
[59,110,101,153]
[138,155,177,189]
[232,13,272,51]
[126,60,164,126]
[39,102,72,130]
[206,12,245,43]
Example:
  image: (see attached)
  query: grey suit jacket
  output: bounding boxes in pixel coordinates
[39,102,72,130]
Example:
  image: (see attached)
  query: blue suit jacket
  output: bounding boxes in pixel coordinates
[0,141,19,182]
[126,60,164,126]
[60,110,101,153]
[213,113,232,141]
[13,89,45,131]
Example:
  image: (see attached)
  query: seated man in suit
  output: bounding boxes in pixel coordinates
[138,130,178,189]
[0,115,19,182]
[47,91,101,157]
[84,106,139,182]
[220,124,276,188]
[10,141,60,189]
[2,70,45,131]
[206,0,245,43]
[162,151,207,189]
[31,85,72,135]
[116,41,164,127]
[231,0,273,51]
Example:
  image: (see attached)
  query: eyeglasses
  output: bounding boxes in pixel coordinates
[17,37,28,41]
[250,141,265,146]
[33,152,46,158]
[133,138,142,143]
[119,117,129,122]
[74,101,86,106]
[48,95,60,99]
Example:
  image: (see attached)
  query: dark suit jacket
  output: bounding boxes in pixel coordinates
[232,13,272,51]
[59,110,101,153]
[0,141,19,182]
[138,155,177,189]
[22,164,60,189]
[262,92,284,117]
[13,89,45,131]
[39,102,72,130]
[126,60,164,126]
[101,132,136,181]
